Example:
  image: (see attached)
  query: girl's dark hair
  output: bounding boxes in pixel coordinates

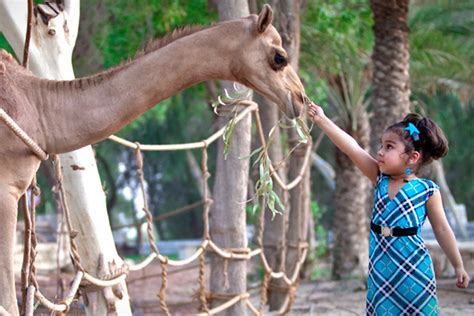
[385,113,448,165]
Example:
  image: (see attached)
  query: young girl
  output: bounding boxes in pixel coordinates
[307,103,470,315]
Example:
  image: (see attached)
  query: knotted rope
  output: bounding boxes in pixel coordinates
[158,258,171,316]
[52,155,84,273]
[134,143,160,255]
[198,250,209,313]
[0,109,48,160]
[21,101,312,315]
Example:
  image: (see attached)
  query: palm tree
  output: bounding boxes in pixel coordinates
[300,0,374,279]
[326,59,372,279]
[293,50,374,280]
[369,0,411,153]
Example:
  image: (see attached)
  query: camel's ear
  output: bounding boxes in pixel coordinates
[257,4,273,33]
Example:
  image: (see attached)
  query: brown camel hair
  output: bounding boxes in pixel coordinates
[0,6,305,314]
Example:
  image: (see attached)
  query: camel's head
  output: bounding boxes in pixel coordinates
[231,5,306,119]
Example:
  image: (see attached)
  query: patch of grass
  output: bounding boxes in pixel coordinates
[310,265,331,281]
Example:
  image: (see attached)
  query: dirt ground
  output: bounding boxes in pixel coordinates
[19,261,474,315]
[288,279,474,315]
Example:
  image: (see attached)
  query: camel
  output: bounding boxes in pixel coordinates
[0,5,305,315]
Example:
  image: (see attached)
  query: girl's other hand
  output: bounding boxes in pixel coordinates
[455,267,470,288]
[307,102,325,122]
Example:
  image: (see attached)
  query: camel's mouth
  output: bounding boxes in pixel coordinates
[284,91,305,119]
[285,94,296,118]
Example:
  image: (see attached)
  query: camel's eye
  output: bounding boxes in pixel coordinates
[271,51,288,71]
[274,53,287,66]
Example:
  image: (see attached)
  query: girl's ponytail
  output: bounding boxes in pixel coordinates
[401,113,448,164]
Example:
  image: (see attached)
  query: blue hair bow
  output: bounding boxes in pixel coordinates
[404,122,420,141]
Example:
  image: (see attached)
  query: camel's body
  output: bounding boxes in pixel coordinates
[0,7,305,314]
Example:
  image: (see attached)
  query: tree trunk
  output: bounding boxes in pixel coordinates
[332,112,371,279]
[369,0,411,153]
[0,2,131,315]
[210,2,251,315]
[267,0,308,312]
[248,0,258,14]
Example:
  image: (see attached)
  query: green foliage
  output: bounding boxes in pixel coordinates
[300,0,373,124]
[0,33,15,55]
[245,118,311,219]
[253,151,285,219]
[310,264,331,281]
[93,0,216,69]
[409,1,474,96]
[301,0,373,73]
[245,203,259,226]
[211,87,253,159]
[311,200,328,258]
[309,200,331,281]
[408,1,474,219]
[325,58,371,130]
[214,86,312,219]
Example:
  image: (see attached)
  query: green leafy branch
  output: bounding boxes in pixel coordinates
[251,117,312,218]
[212,84,252,159]
[214,88,313,219]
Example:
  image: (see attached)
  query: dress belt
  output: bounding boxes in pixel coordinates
[371,222,418,237]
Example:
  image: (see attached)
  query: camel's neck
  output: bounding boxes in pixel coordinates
[36,22,240,153]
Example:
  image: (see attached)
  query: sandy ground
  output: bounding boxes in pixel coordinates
[18,261,474,315]
[288,279,474,315]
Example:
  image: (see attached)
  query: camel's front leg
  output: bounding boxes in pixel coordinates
[0,194,20,316]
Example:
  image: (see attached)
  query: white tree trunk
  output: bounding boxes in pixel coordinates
[0,2,131,315]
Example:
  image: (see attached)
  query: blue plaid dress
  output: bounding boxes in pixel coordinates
[366,174,440,315]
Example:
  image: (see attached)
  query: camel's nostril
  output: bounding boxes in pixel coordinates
[301,94,309,105]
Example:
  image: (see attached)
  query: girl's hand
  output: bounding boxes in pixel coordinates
[307,102,326,122]
[455,267,470,288]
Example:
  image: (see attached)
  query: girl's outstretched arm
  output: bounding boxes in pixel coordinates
[427,191,470,288]
[308,103,379,184]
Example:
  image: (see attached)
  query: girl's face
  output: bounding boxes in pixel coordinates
[377,132,410,176]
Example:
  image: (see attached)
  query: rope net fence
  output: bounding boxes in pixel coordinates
[20,100,313,315]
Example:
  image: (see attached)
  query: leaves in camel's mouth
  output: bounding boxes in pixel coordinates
[214,86,313,219]
[248,116,312,218]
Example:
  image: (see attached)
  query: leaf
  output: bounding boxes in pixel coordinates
[218,95,226,106]
[224,88,232,99]
[239,146,263,161]
[252,203,259,214]
[223,119,236,159]
[295,123,308,144]
[272,191,285,212]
